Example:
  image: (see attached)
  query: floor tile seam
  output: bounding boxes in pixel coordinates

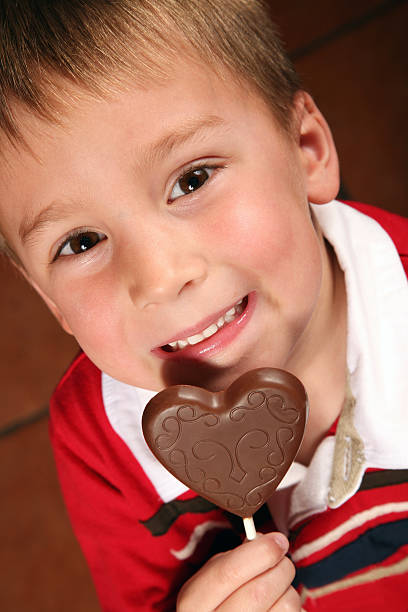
[0,405,49,438]
[290,0,406,61]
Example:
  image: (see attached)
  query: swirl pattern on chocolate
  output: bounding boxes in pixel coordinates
[142,368,308,518]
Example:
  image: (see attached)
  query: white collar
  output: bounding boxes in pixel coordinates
[102,201,408,517]
[313,201,408,469]
[278,201,408,528]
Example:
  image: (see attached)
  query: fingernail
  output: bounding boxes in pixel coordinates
[267,532,289,553]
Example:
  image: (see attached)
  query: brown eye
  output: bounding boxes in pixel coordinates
[170,166,215,201]
[56,230,106,259]
[179,168,209,193]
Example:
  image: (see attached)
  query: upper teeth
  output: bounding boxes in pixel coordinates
[166,299,244,351]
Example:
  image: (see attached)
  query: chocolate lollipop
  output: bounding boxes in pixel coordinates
[142,368,307,539]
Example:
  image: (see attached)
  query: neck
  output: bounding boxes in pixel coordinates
[288,235,348,466]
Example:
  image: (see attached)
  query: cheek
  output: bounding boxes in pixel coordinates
[57,293,135,377]
[48,270,159,382]
[50,272,125,349]
[206,190,297,272]
[208,189,323,311]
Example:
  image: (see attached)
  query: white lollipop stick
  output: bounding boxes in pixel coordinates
[243,516,256,540]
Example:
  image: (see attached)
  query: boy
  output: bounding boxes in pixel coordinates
[1,0,407,610]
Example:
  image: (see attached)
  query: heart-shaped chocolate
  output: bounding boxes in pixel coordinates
[142,368,308,518]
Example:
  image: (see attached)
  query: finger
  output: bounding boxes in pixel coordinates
[177,533,289,612]
[269,586,303,611]
[217,555,296,612]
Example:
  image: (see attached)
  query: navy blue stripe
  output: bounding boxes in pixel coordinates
[358,469,408,491]
[293,517,408,589]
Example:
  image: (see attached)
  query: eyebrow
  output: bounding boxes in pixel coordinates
[19,114,227,246]
[143,114,227,167]
[19,200,81,247]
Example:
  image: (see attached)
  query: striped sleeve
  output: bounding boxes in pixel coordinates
[291,469,408,610]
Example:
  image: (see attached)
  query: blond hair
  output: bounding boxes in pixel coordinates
[1,0,300,139]
[0,0,300,257]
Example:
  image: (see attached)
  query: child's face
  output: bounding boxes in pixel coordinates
[0,58,335,391]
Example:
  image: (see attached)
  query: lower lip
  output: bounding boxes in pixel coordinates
[154,292,256,361]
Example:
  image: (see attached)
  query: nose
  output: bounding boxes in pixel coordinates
[126,228,208,310]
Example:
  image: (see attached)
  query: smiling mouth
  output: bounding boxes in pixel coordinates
[161,295,249,353]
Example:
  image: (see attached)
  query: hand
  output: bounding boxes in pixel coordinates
[177,532,303,611]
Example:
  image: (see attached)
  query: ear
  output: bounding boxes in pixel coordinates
[12,261,74,335]
[293,91,340,204]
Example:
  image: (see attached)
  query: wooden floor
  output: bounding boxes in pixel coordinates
[1,1,407,609]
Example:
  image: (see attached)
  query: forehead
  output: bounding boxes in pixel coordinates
[1,34,244,150]
[2,58,277,166]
